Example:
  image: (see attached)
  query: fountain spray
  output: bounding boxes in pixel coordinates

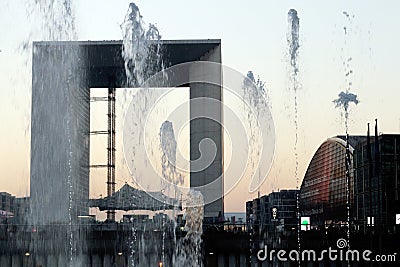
[159,121,179,267]
[25,0,80,266]
[242,70,270,264]
[121,3,165,265]
[333,11,360,266]
[287,8,301,265]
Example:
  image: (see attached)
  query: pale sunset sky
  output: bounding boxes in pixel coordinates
[1,0,399,214]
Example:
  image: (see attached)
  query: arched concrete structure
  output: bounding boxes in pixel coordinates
[30,40,223,225]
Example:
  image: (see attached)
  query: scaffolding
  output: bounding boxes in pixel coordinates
[107,87,116,221]
[89,85,116,221]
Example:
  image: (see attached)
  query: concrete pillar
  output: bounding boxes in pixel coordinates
[190,48,223,219]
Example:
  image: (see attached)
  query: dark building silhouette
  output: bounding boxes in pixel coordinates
[246,190,297,242]
[0,192,14,215]
[299,124,400,235]
[354,132,400,233]
[0,192,30,224]
[13,197,30,224]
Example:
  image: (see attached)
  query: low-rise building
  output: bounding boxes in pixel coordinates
[246,190,298,242]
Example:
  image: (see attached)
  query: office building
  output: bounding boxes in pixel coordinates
[246,190,297,240]
[354,132,400,233]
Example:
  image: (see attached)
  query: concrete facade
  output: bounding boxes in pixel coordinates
[190,47,224,219]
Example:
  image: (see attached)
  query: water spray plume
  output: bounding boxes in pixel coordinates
[333,91,359,111]
[288,9,300,75]
[160,121,178,170]
[333,12,360,265]
[121,2,162,87]
[121,4,167,265]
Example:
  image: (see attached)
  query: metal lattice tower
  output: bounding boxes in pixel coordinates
[107,86,116,221]
[89,85,116,221]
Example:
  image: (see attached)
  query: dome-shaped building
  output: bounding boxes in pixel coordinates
[299,136,364,228]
